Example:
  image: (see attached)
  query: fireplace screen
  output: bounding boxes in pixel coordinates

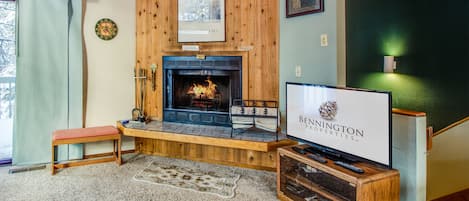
[163,56,242,126]
[173,75,230,112]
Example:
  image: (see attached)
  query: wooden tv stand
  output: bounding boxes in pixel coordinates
[277,145,399,201]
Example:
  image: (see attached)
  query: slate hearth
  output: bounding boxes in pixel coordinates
[127,121,285,142]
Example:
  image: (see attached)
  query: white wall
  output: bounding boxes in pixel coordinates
[84,0,135,154]
[427,120,469,200]
[392,114,427,201]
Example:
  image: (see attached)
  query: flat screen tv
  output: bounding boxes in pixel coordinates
[286,82,392,168]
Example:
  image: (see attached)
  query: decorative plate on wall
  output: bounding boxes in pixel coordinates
[95,18,118,40]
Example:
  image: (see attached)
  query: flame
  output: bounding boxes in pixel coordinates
[187,78,218,99]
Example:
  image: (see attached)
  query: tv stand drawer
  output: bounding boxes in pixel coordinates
[280,177,334,201]
[280,155,356,200]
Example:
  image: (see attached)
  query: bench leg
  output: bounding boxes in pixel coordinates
[51,144,56,175]
[117,136,122,165]
[113,140,117,159]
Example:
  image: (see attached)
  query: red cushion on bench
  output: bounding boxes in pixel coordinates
[53,126,119,141]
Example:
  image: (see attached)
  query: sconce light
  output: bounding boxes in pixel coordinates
[383,56,397,73]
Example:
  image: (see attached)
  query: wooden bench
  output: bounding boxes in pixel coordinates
[51,126,122,175]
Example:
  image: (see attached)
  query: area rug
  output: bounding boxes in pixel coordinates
[133,161,241,198]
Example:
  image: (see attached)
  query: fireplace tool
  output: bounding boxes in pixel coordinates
[140,68,147,122]
[132,67,147,122]
[131,67,140,121]
[150,64,157,91]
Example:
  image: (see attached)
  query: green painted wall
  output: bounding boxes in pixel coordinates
[346,0,469,131]
[279,0,339,129]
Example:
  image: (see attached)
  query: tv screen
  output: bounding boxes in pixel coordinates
[286,82,392,168]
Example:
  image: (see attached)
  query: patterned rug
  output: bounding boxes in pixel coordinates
[133,161,241,198]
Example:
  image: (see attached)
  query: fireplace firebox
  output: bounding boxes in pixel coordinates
[163,56,242,126]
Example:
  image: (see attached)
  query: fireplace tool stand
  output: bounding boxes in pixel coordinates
[133,67,147,122]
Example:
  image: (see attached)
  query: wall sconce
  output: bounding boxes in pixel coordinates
[383,56,397,73]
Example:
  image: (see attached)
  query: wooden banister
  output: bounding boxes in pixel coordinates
[392,108,426,117]
[427,126,433,151]
[433,116,469,137]
[392,109,469,149]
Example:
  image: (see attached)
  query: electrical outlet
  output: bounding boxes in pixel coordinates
[320,34,328,47]
[295,65,302,77]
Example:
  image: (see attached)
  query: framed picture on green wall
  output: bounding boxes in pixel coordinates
[286,0,324,18]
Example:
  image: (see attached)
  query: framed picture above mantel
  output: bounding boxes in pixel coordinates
[286,0,324,18]
[178,0,226,43]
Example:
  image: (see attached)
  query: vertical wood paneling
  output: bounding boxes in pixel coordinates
[136,0,279,120]
[148,0,158,118]
[134,137,279,171]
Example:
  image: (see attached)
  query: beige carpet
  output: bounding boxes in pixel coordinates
[0,154,278,201]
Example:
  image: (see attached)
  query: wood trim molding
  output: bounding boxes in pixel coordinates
[392,108,468,138]
[81,0,88,128]
[392,108,426,117]
[433,116,469,137]
[427,126,433,151]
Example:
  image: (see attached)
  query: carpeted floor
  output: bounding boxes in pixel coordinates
[0,154,278,201]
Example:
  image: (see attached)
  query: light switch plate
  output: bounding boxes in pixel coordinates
[320,34,328,47]
[295,65,302,77]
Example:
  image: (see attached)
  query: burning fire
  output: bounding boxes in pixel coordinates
[187,78,218,99]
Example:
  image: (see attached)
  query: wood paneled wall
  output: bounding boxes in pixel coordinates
[135,138,279,171]
[136,0,279,120]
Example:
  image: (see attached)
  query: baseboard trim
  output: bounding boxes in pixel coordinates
[433,116,469,137]
[84,150,135,159]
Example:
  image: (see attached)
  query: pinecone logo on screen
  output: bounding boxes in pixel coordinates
[319,101,338,120]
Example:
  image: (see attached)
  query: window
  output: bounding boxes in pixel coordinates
[0,1,15,78]
[0,0,15,163]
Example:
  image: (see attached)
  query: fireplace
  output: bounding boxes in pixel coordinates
[163,56,242,126]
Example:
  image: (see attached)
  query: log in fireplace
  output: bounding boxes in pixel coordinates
[163,56,242,126]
